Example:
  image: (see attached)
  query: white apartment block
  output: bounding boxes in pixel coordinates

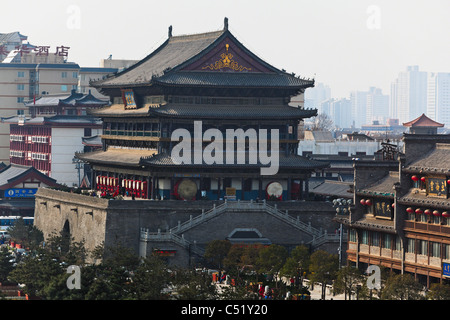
[390,66,427,125]
[427,72,450,128]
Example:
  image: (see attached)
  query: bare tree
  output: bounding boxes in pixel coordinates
[310,113,334,131]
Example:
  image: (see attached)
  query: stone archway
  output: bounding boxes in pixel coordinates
[61,219,71,252]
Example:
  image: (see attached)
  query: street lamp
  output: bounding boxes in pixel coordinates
[332,198,352,268]
[72,157,84,187]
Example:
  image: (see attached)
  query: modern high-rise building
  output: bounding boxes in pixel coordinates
[350,91,368,129]
[305,82,331,112]
[427,72,450,128]
[366,87,389,124]
[390,66,427,125]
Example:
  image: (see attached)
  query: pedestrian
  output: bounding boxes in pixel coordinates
[258,285,264,299]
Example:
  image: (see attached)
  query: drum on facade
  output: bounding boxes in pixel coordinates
[266,181,283,200]
[175,179,198,200]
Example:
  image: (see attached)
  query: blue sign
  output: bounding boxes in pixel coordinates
[443,262,450,278]
[5,188,37,198]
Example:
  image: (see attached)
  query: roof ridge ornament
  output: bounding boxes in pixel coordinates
[224,17,228,30]
[168,25,173,38]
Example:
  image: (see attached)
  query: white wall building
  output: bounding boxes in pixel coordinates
[427,72,450,128]
[390,66,427,125]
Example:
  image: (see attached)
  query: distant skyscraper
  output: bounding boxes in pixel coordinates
[350,91,367,128]
[390,66,427,124]
[366,87,389,124]
[427,72,450,127]
[305,82,331,113]
[330,98,352,129]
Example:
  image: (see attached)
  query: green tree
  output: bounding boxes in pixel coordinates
[309,250,339,300]
[334,266,363,300]
[172,268,217,300]
[8,249,65,298]
[130,255,172,300]
[204,240,232,269]
[256,245,288,286]
[0,247,14,283]
[381,273,424,300]
[426,282,450,300]
[280,245,310,286]
[7,217,43,249]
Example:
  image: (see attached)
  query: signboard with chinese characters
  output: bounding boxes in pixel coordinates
[427,178,447,197]
[443,262,450,278]
[374,199,393,219]
[225,187,236,200]
[122,89,137,109]
[5,188,38,198]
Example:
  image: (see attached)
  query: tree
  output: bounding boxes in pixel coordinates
[130,255,172,300]
[256,245,288,286]
[310,113,334,131]
[204,240,232,269]
[8,248,65,298]
[0,247,14,283]
[172,268,217,300]
[8,217,43,249]
[280,245,310,286]
[334,266,363,300]
[381,273,424,300]
[426,283,450,300]
[309,250,339,300]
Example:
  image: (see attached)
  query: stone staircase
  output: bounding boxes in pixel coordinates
[140,200,346,257]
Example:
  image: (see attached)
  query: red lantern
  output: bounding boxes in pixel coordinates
[406,207,413,213]
[442,212,450,218]
[424,209,432,215]
[447,180,450,185]
[392,203,395,208]
[415,208,423,214]
[360,199,366,205]
[433,210,441,217]
[365,199,372,206]
[411,175,419,182]
[420,177,426,182]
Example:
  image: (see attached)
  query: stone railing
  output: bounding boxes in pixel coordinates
[140,228,205,256]
[169,200,322,237]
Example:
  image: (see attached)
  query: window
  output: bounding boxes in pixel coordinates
[361,230,369,245]
[372,232,380,247]
[17,97,24,103]
[406,238,415,253]
[72,72,78,78]
[349,229,357,242]
[62,72,67,78]
[418,240,428,256]
[395,236,402,251]
[431,242,440,258]
[443,244,450,260]
[61,85,67,92]
[17,71,25,78]
[17,84,25,91]
[383,234,391,249]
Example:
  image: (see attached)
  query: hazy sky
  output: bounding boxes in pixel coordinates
[2,0,450,98]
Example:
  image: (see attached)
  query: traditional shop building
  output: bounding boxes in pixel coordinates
[78,18,327,201]
[336,114,450,287]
